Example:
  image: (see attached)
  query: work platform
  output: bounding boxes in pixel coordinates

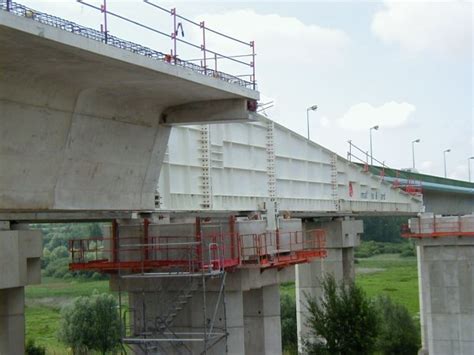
[69,217,327,273]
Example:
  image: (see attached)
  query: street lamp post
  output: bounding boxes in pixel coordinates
[411,139,420,170]
[369,125,379,165]
[443,149,451,178]
[469,156,474,182]
[306,105,318,140]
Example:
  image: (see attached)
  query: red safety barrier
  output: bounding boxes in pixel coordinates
[69,221,327,273]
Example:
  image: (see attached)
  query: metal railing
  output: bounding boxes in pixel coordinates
[0,0,256,89]
[69,226,327,272]
[347,140,387,175]
[402,216,474,238]
[347,140,423,196]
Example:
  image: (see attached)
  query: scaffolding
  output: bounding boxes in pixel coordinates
[69,217,327,353]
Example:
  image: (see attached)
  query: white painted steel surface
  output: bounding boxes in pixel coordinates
[157,116,423,214]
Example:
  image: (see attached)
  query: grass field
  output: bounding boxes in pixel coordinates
[281,254,419,315]
[356,254,419,316]
[26,254,419,353]
[25,277,110,354]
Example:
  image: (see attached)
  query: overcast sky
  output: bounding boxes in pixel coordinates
[21,0,473,181]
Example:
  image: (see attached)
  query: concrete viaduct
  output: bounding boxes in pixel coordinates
[0,2,472,354]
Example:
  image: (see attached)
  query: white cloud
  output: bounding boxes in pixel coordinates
[420,160,434,171]
[372,0,472,54]
[337,101,416,130]
[320,116,331,128]
[197,10,351,66]
[448,164,468,181]
[191,9,352,134]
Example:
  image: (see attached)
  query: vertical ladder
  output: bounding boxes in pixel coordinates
[199,125,212,209]
[266,120,277,199]
[330,153,339,211]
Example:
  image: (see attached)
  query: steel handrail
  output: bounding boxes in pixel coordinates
[0,0,255,89]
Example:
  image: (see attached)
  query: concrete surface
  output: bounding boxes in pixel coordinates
[243,284,282,355]
[416,237,474,355]
[0,228,42,289]
[423,190,473,215]
[0,287,25,355]
[0,10,258,212]
[0,224,42,355]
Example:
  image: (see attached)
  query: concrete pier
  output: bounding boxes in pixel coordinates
[416,236,474,355]
[243,284,282,355]
[295,218,362,352]
[0,223,42,354]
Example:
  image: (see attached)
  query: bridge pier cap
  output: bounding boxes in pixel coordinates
[0,6,259,212]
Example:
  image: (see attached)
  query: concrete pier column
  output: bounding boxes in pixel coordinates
[0,223,42,354]
[0,287,25,355]
[295,218,362,352]
[243,284,282,355]
[223,290,246,355]
[186,283,245,355]
[416,237,474,355]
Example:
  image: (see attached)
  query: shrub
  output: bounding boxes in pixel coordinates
[25,339,46,355]
[400,242,416,257]
[374,296,420,354]
[304,275,378,354]
[44,257,70,278]
[281,293,298,353]
[58,293,121,354]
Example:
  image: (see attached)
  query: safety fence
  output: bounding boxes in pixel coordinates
[69,221,327,273]
[0,0,256,89]
[402,215,474,238]
[347,140,423,196]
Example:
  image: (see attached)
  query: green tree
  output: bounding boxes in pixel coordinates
[58,293,121,354]
[304,275,378,355]
[281,293,298,353]
[361,216,408,243]
[375,296,420,354]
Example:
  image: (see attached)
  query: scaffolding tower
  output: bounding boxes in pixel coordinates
[69,216,327,354]
[113,219,228,354]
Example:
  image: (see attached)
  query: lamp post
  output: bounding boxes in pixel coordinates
[469,156,474,182]
[411,139,420,170]
[306,105,318,140]
[443,149,451,178]
[369,125,379,165]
